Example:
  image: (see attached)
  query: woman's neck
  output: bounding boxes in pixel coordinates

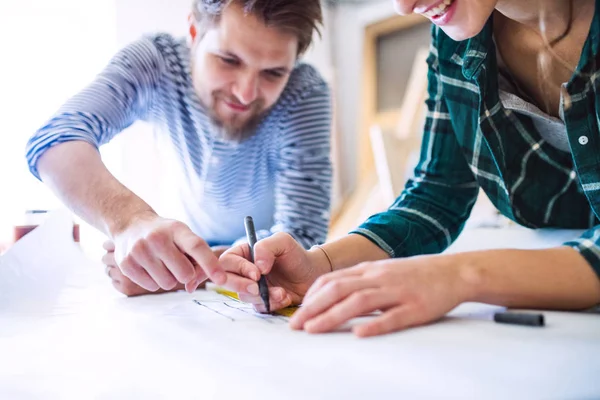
[492,0,595,117]
[495,0,580,42]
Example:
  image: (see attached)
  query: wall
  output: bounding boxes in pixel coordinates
[328,0,397,196]
[0,0,118,245]
[109,0,192,220]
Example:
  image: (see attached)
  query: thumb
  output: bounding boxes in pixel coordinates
[253,232,297,275]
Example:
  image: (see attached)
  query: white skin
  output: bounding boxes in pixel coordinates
[191,2,298,139]
[219,0,600,337]
[39,2,298,297]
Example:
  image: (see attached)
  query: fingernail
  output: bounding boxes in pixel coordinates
[304,320,318,332]
[251,271,260,281]
[213,271,226,284]
[289,317,301,330]
[273,290,284,301]
[247,284,259,295]
[255,260,265,270]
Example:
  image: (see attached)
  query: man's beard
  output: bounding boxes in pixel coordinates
[204,94,269,143]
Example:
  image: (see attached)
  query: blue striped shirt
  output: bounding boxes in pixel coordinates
[26,33,332,248]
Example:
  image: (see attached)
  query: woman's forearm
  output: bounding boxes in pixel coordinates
[458,246,600,310]
[321,233,390,271]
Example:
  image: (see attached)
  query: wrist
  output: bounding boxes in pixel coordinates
[107,209,158,238]
[452,252,485,303]
[308,245,334,278]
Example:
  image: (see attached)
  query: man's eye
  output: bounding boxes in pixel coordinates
[220,57,238,66]
[265,70,284,78]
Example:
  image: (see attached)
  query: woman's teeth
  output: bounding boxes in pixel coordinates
[422,0,453,18]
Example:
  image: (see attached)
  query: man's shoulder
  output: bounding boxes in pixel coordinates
[278,63,330,107]
[111,33,188,73]
[135,33,188,60]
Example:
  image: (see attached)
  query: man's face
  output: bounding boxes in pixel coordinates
[191,3,298,141]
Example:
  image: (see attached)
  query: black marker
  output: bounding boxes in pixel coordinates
[244,216,270,313]
[494,311,545,327]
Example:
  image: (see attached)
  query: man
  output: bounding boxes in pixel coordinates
[25,0,332,296]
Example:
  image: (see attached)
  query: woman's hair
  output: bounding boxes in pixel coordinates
[191,0,323,56]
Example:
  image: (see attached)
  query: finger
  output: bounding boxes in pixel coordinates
[120,257,159,292]
[290,276,376,330]
[220,273,260,296]
[111,279,124,293]
[174,226,226,285]
[238,286,288,305]
[102,240,115,252]
[185,254,208,292]
[147,236,198,285]
[219,252,261,281]
[252,232,297,275]
[131,242,178,290]
[102,251,116,267]
[303,263,370,299]
[302,289,398,334]
[106,265,119,281]
[222,242,251,259]
[184,274,208,293]
[253,294,293,314]
[353,305,423,337]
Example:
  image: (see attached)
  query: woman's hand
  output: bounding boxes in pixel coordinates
[219,232,333,312]
[290,254,473,337]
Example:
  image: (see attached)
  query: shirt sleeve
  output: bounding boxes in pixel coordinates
[350,28,480,258]
[25,36,165,180]
[266,82,333,249]
[564,228,600,279]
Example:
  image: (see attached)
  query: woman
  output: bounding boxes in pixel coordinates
[219,0,600,337]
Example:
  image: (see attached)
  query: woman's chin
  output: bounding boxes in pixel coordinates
[441,25,485,42]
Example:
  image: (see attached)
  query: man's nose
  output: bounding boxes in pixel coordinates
[232,73,259,105]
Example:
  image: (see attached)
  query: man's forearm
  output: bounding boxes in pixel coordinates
[457,247,600,310]
[37,141,156,237]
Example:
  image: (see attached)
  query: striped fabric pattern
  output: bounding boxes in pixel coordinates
[26,33,332,249]
[353,3,600,280]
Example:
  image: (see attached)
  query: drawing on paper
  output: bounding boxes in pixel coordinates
[192,299,291,324]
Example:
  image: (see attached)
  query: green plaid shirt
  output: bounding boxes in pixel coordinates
[353,2,600,279]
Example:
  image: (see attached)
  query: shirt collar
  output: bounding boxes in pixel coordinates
[459,1,600,80]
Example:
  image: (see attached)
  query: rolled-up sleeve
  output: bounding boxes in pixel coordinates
[350,28,479,258]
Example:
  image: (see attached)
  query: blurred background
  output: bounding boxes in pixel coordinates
[0,0,499,258]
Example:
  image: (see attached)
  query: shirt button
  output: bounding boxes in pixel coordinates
[578,136,589,145]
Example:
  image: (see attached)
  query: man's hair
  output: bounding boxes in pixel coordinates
[192,0,323,56]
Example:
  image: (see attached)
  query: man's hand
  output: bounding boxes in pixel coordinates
[102,239,229,296]
[288,254,470,337]
[219,232,333,312]
[110,214,226,293]
[102,240,162,296]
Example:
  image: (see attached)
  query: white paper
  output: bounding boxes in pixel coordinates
[0,209,95,316]
[1,224,599,399]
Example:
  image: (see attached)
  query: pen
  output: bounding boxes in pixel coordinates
[244,216,270,313]
[493,311,545,327]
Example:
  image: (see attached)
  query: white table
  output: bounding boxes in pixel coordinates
[1,213,599,399]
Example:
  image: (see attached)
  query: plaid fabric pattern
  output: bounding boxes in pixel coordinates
[353,2,600,279]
